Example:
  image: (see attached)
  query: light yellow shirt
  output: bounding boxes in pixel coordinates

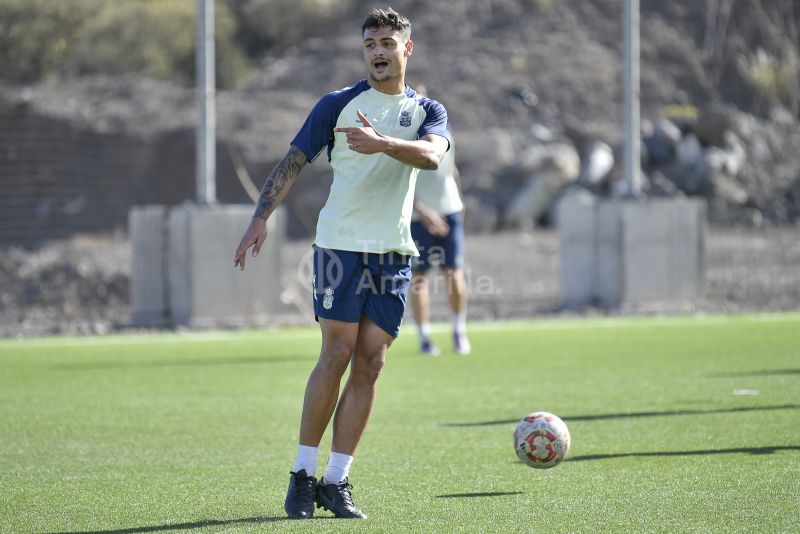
[413,135,464,218]
[292,81,449,255]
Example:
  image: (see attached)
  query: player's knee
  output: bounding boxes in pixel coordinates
[352,351,385,384]
[318,342,353,376]
[443,268,465,289]
[410,273,429,294]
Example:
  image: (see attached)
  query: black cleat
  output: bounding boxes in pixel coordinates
[284,469,317,519]
[315,478,367,519]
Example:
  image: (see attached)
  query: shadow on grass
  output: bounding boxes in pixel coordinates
[435,491,524,499]
[443,403,800,427]
[49,514,331,534]
[710,368,800,377]
[53,355,314,370]
[568,445,800,462]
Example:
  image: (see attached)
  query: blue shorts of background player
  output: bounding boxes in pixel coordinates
[410,211,464,272]
[312,247,412,338]
[409,211,471,355]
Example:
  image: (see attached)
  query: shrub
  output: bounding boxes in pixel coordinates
[0,0,101,83]
[0,0,249,87]
[739,49,800,115]
[235,0,340,51]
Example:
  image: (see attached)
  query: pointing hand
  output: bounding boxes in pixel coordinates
[356,110,373,128]
[333,110,385,154]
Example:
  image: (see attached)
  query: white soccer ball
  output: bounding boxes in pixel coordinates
[514,411,570,469]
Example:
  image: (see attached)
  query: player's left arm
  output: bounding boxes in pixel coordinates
[334,110,448,170]
[414,200,450,237]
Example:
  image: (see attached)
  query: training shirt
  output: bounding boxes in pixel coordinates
[412,129,464,219]
[291,80,448,256]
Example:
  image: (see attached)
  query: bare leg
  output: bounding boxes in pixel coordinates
[444,267,470,354]
[443,267,467,316]
[331,315,394,455]
[410,270,439,354]
[298,318,359,446]
[409,271,430,328]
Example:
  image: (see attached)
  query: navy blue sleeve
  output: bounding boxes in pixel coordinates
[417,98,449,141]
[291,81,369,162]
[290,94,338,163]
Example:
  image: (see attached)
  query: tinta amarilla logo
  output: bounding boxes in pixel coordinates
[399,111,412,127]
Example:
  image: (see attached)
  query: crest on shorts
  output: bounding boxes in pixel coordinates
[323,287,334,309]
[399,111,412,127]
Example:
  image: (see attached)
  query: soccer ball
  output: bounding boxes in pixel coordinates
[514,411,570,469]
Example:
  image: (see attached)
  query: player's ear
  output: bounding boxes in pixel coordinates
[404,39,413,57]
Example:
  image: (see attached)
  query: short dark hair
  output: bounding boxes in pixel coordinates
[362,7,411,42]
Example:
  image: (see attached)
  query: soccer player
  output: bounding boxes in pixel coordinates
[409,85,470,356]
[233,8,449,520]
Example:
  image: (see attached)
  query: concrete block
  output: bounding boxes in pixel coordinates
[559,197,706,308]
[557,199,596,307]
[667,198,706,298]
[130,205,168,326]
[130,204,285,328]
[622,201,672,303]
[166,207,192,326]
[595,201,624,307]
[168,204,284,327]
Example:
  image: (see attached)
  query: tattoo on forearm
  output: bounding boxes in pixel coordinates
[253,146,307,220]
[385,147,438,170]
[419,152,438,170]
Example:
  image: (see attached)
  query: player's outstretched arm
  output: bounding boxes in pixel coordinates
[234,145,308,270]
[334,110,448,170]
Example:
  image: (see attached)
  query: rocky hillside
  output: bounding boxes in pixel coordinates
[2,0,799,236]
[2,0,799,336]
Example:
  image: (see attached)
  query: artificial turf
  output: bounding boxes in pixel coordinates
[1,313,798,533]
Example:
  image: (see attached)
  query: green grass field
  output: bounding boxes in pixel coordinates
[1,313,799,533]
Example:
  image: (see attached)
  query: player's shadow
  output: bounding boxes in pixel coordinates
[442,403,800,427]
[568,445,800,462]
[435,491,524,499]
[53,355,314,370]
[48,514,330,534]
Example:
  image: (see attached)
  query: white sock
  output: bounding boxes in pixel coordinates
[292,444,318,477]
[323,451,353,485]
[453,311,467,335]
[417,322,432,342]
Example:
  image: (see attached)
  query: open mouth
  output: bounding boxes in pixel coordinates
[373,60,389,69]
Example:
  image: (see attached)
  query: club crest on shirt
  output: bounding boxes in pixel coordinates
[323,287,334,309]
[399,111,412,127]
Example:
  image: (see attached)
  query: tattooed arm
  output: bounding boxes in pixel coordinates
[253,145,309,220]
[234,145,308,270]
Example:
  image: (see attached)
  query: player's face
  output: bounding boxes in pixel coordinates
[362,26,412,84]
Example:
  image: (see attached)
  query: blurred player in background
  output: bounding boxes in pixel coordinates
[409,84,470,356]
[234,8,449,520]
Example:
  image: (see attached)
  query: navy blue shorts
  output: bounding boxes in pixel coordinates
[312,247,412,338]
[410,211,464,272]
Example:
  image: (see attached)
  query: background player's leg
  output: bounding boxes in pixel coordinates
[443,267,471,354]
[410,271,439,355]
